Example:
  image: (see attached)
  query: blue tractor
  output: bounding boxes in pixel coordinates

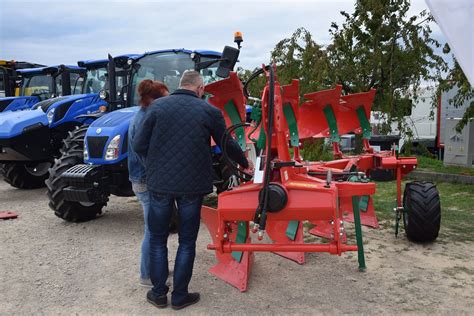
[46,47,241,222]
[0,60,45,98]
[0,59,109,189]
[0,64,86,113]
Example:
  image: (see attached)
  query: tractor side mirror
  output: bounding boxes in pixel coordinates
[216,46,239,78]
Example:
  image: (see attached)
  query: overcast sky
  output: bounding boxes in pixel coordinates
[0,0,446,70]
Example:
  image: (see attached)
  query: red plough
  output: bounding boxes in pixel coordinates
[202,64,440,292]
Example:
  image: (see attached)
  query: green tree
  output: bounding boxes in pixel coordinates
[270,27,332,95]
[327,0,447,135]
[435,55,474,132]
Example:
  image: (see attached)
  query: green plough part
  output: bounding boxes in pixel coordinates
[285,220,299,241]
[283,103,299,147]
[359,195,369,212]
[352,196,366,271]
[348,175,370,212]
[356,106,372,140]
[232,221,248,262]
[224,100,245,150]
[256,128,266,150]
[323,105,340,143]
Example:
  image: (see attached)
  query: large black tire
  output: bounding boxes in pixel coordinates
[46,125,106,222]
[403,181,441,242]
[1,161,51,189]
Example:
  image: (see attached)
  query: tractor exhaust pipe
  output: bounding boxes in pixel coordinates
[107,54,117,111]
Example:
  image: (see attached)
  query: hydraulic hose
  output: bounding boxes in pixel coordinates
[251,65,275,233]
[243,65,270,99]
[257,65,276,232]
[220,122,253,181]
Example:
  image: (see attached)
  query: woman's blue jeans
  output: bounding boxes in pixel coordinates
[148,192,203,305]
[133,187,151,280]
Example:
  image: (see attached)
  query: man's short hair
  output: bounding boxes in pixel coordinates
[179,70,204,88]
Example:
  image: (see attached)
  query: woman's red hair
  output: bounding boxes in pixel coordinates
[137,79,169,107]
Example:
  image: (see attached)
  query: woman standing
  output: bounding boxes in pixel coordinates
[128,80,169,287]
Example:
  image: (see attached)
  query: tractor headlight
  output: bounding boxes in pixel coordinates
[47,108,55,124]
[99,90,108,100]
[105,135,121,160]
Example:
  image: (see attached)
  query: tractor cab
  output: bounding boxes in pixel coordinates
[77,59,109,95]
[99,50,223,112]
[0,60,45,98]
[0,65,86,113]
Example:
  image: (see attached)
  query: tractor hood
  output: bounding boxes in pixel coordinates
[32,93,106,128]
[0,96,40,112]
[84,106,139,164]
[0,108,48,138]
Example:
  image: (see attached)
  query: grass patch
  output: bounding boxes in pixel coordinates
[417,156,474,176]
[373,180,474,242]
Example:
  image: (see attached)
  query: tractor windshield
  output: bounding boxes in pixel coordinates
[130,52,194,105]
[83,67,107,94]
[21,74,54,100]
[130,52,220,106]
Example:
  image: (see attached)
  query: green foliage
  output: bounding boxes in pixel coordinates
[271,27,333,95]
[300,139,333,161]
[237,67,266,100]
[401,141,435,158]
[327,0,447,134]
[435,58,474,132]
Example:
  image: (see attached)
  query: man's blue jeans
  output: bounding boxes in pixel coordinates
[133,187,151,280]
[148,192,203,304]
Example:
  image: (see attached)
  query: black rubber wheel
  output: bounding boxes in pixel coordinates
[403,181,441,242]
[369,169,396,181]
[1,161,51,189]
[46,125,106,222]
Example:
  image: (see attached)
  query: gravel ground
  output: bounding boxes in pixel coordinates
[1,181,473,314]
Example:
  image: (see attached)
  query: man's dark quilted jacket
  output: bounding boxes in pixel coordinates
[132,89,248,195]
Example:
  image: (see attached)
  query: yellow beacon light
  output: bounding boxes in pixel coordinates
[234,31,243,49]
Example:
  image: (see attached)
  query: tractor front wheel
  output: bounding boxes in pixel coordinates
[46,125,106,222]
[403,181,441,242]
[1,161,51,189]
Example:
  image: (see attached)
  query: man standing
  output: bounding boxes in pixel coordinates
[133,70,248,310]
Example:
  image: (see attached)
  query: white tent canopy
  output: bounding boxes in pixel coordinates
[426,0,474,86]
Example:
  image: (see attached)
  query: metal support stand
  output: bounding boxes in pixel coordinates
[352,196,366,271]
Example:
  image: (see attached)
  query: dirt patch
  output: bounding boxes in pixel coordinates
[1,181,473,314]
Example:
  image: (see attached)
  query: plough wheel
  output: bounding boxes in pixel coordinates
[403,181,441,242]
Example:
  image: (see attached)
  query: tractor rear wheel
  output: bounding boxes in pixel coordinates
[46,125,106,222]
[403,181,441,242]
[1,161,51,189]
